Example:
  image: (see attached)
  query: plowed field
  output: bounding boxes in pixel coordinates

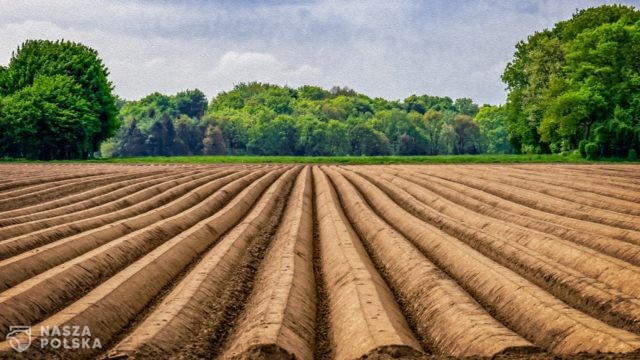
[1,163,639,359]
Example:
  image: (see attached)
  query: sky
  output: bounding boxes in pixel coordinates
[0,0,638,105]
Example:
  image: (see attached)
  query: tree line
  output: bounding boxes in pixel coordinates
[102,83,511,157]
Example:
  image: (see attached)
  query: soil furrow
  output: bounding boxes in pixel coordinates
[106,166,299,358]
[415,166,640,232]
[0,170,139,199]
[0,163,638,359]
[349,167,640,336]
[0,169,240,259]
[0,168,287,358]
[0,168,121,193]
[0,172,143,211]
[324,166,536,357]
[493,165,640,201]
[467,166,640,215]
[338,168,640,354]
[382,168,640,267]
[509,164,640,186]
[171,170,295,359]
[357,167,640,298]
[0,170,203,233]
[0,170,176,224]
[0,170,271,338]
[311,168,333,360]
[400,168,640,247]
[312,167,423,359]
[221,166,316,359]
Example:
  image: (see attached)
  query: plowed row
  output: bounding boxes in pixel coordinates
[1,163,639,359]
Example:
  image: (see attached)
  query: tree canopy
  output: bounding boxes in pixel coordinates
[0,40,117,159]
[502,5,640,157]
[108,82,499,158]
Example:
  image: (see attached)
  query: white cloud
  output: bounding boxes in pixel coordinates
[209,51,321,89]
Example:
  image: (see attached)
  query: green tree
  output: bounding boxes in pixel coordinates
[371,109,427,155]
[454,98,479,116]
[146,121,164,156]
[0,75,98,159]
[161,114,176,156]
[247,115,298,155]
[0,40,117,156]
[202,124,226,155]
[554,19,640,156]
[116,120,146,157]
[502,5,640,155]
[174,89,207,119]
[349,123,392,156]
[108,82,490,158]
[212,111,249,154]
[173,116,202,155]
[453,115,482,154]
[295,115,331,156]
[326,120,350,155]
[474,105,512,154]
[422,109,446,155]
[297,85,330,101]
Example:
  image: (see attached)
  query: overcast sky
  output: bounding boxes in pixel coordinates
[1,0,638,104]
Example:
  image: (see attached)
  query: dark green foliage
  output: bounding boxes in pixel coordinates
[578,140,588,158]
[628,149,638,161]
[453,115,482,154]
[146,121,164,156]
[404,94,457,114]
[173,116,203,155]
[247,115,298,155]
[117,120,146,157]
[0,40,117,159]
[585,142,599,160]
[349,124,392,156]
[453,98,479,117]
[297,85,330,101]
[202,125,226,155]
[112,88,210,157]
[174,89,207,119]
[143,114,176,156]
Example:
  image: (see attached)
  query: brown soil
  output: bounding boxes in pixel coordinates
[0,163,639,359]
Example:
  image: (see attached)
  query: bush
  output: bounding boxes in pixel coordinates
[628,149,638,161]
[585,142,599,160]
[578,139,588,158]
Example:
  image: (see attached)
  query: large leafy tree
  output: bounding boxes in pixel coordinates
[552,20,640,156]
[0,75,98,159]
[502,5,640,155]
[0,40,117,158]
